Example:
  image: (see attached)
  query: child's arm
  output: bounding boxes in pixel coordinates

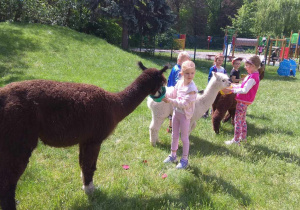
[167,92,197,109]
[232,79,256,94]
[207,66,216,82]
[165,86,177,99]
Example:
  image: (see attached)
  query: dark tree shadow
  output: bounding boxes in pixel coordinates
[0,24,40,86]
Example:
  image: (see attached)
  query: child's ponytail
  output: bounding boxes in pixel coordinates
[258,63,265,80]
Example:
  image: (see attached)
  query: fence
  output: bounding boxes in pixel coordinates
[129,33,235,69]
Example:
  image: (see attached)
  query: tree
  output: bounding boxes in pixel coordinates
[231,0,257,37]
[231,0,300,37]
[100,0,176,50]
[254,0,300,36]
[166,0,185,32]
[205,0,243,35]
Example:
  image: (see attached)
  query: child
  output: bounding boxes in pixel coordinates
[166,51,191,133]
[258,45,263,55]
[224,55,262,145]
[204,53,226,118]
[162,60,198,169]
[230,57,243,83]
[207,53,226,82]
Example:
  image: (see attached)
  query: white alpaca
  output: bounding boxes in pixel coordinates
[147,72,231,146]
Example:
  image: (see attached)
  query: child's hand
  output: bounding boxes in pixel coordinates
[162,97,169,103]
[221,88,232,94]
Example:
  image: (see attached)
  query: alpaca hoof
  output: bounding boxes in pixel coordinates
[82,182,95,194]
[150,141,157,147]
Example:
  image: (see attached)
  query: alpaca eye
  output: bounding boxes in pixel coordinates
[222,80,225,82]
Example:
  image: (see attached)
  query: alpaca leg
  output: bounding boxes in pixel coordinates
[0,183,17,210]
[79,142,101,194]
[189,120,197,134]
[149,117,165,146]
[0,147,34,210]
[229,108,236,125]
[222,111,231,123]
[212,109,226,134]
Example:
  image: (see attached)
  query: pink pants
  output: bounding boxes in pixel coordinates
[171,111,190,158]
[234,102,248,141]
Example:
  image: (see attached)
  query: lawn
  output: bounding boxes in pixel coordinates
[0,22,299,210]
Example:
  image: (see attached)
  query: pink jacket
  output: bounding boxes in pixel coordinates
[166,80,198,119]
[233,71,260,105]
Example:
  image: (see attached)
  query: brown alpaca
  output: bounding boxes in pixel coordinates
[0,62,167,210]
[212,64,265,134]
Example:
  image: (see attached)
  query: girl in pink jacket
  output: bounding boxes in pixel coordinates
[224,55,262,145]
[162,60,198,169]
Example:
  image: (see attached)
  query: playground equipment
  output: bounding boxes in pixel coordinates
[174,34,186,50]
[225,31,264,58]
[232,37,260,56]
[288,31,300,58]
[265,31,300,65]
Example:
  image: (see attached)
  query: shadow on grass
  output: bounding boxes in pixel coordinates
[70,187,214,210]
[220,121,294,138]
[190,167,251,206]
[69,165,251,209]
[244,144,300,166]
[0,25,40,86]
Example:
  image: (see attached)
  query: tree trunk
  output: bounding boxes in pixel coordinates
[14,0,23,22]
[121,20,129,50]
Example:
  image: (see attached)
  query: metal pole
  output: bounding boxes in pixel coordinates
[171,38,173,60]
[194,36,197,62]
[224,36,228,69]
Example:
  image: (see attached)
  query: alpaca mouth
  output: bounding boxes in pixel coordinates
[149,86,166,102]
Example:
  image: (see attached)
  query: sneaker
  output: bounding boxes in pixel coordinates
[202,113,208,119]
[163,155,177,163]
[167,126,172,133]
[240,138,247,143]
[176,159,188,169]
[225,139,240,145]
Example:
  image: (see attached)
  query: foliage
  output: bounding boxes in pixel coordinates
[231,0,257,38]
[231,0,300,37]
[100,0,176,49]
[254,0,300,37]
[167,0,242,36]
[85,18,122,46]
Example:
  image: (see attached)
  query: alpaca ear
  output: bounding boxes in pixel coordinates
[212,72,216,77]
[160,65,168,74]
[138,61,147,71]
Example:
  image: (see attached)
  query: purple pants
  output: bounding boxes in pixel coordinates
[234,102,248,141]
[171,111,190,158]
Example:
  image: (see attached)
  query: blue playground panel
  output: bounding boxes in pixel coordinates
[277,59,297,77]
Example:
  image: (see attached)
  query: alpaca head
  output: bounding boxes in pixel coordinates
[211,72,231,90]
[138,62,168,95]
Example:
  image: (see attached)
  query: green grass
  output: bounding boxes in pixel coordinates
[1,22,300,210]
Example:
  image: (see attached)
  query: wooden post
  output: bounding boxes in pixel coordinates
[268,39,273,65]
[288,31,293,58]
[231,31,237,57]
[264,36,270,65]
[281,36,286,61]
[255,36,259,55]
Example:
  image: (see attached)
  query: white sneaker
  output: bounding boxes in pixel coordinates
[225,139,240,145]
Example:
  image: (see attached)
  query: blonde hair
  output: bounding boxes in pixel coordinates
[181,60,195,73]
[177,51,190,65]
[214,53,224,65]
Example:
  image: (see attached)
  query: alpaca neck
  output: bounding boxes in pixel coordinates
[200,80,220,107]
[115,78,150,122]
